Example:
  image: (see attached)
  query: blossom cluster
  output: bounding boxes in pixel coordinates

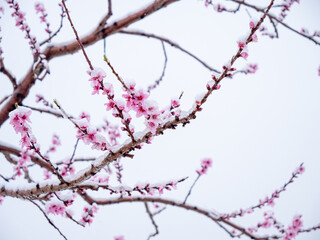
[80,204,99,225]
[284,215,303,240]
[45,199,66,216]
[0,194,4,205]
[34,2,51,35]
[9,106,35,150]
[98,118,121,146]
[59,158,75,177]
[222,164,305,220]
[13,150,31,177]
[87,68,163,135]
[6,0,40,55]
[75,111,110,151]
[278,0,300,22]
[196,158,212,175]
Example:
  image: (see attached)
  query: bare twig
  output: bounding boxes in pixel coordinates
[183,174,200,204]
[22,105,64,118]
[27,199,68,240]
[144,202,159,240]
[0,57,17,89]
[119,29,220,73]
[147,41,167,93]
[61,0,93,70]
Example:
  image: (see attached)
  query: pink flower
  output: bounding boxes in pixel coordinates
[102,82,114,97]
[87,68,106,83]
[105,99,117,111]
[34,3,45,14]
[45,200,66,216]
[79,112,91,122]
[114,236,125,240]
[171,98,180,108]
[251,34,258,42]
[134,89,148,103]
[249,20,255,29]
[146,120,158,134]
[241,51,248,60]
[196,158,212,175]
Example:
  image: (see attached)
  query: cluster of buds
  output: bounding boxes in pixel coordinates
[80,204,99,225]
[34,2,51,35]
[196,158,212,175]
[278,0,300,22]
[13,150,31,177]
[75,112,110,151]
[9,106,37,150]
[6,0,40,55]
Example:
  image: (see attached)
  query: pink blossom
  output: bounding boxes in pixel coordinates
[34,3,45,14]
[45,200,66,216]
[196,158,212,175]
[135,104,147,117]
[87,68,106,83]
[43,169,52,180]
[249,20,255,29]
[134,89,149,103]
[251,34,258,42]
[0,195,4,205]
[241,51,248,60]
[114,236,125,240]
[102,82,114,97]
[105,99,117,111]
[171,98,180,108]
[79,112,91,122]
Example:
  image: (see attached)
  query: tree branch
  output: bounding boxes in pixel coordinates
[119,29,220,73]
[0,0,179,127]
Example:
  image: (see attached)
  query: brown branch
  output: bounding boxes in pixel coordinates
[119,29,220,73]
[0,0,273,200]
[0,0,179,127]
[96,0,113,32]
[62,0,93,70]
[0,57,17,89]
[22,105,64,118]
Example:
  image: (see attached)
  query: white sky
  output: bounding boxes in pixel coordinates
[0,0,320,239]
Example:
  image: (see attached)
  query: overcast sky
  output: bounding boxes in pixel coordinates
[0,0,320,239]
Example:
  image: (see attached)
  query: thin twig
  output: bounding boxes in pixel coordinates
[118,29,220,73]
[40,4,66,46]
[0,57,17,89]
[147,41,167,93]
[61,0,93,70]
[144,202,159,240]
[22,105,64,118]
[96,0,113,32]
[27,198,68,240]
[183,174,200,204]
